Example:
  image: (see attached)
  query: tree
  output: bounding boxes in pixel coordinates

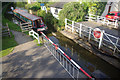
[59,2,88,25]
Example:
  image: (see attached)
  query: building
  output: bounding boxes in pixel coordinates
[102,0,120,17]
[49,2,67,19]
[28,0,37,4]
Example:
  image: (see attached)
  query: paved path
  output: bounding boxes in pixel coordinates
[1,31,70,78]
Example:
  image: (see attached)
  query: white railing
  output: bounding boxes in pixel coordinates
[85,14,119,29]
[65,18,120,54]
[29,30,40,44]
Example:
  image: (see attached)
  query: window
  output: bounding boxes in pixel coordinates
[107,13,115,16]
[117,13,120,16]
[54,9,58,15]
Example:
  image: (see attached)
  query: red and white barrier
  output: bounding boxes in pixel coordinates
[40,32,93,79]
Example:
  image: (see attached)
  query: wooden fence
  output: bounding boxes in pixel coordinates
[1,23,11,37]
[20,22,32,32]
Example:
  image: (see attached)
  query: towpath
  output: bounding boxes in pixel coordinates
[1,31,70,78]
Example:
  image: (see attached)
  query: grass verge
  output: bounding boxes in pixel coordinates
[0,32,18,58]
[1,3,20,57]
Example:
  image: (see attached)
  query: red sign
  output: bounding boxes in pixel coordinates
[93,28,101,39]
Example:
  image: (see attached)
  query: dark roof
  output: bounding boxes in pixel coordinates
[49,2,67,9]
[13,9,41,21]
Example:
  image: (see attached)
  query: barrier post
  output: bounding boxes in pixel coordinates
[98,30,105,49]
[72,21,74,33]
[65,18,67,30]
[79,24,82,37]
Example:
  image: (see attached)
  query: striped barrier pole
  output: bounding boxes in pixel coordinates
[40,32,93,79]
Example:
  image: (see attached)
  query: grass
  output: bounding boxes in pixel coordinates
[33,37,44,46]
[0,32,18,58]
[0,3,21,57]
[2,17,21,32]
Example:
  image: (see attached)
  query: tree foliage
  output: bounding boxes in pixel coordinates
[59,2,88,25]
[25,2,41,11]
[88,2,107,15]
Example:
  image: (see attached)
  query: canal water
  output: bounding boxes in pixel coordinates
[4,3,120,79]
[48,32,120,79]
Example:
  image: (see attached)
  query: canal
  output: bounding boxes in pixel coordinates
[4,3,120,79]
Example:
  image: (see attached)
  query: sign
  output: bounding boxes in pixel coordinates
[40,3,44,6]
[93,28,101,39]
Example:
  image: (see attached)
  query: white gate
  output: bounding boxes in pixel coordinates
[65,18,120,54]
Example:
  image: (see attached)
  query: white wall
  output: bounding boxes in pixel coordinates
[102,0,120,17]
[50,7,62,19]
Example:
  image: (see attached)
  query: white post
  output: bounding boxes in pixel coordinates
[113,38,119,53]
[79,24,82,37]
[72,21,74,33]
[88,28,92,41]
[115,19,118,28]
[38,35,40,44]
[98,30,105,49]
[107,20,109,26]
[89,14,91,21]
[103,17,106,24]
[97,16,99,22]
[65,18,67,30]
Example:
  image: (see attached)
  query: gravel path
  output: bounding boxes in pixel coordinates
[1,31,70,78]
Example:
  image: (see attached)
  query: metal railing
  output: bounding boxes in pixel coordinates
[65,18,120,54]
[85,14,119,28]
[28,30,93,79]
[40,32,93,79]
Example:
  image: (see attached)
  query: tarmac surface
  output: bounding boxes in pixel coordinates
[1,31,71,78]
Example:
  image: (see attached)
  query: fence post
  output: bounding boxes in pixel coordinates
[98,30,104,49]
[37,34,40,44]
[20,22,23,32]
[113,38,119,53]
[72,21,74,33]
[115,19,118,28]
[88,28,92,41]
[97,16,99,22]
[103,17,106,24]
[89,14,91,21]
[6,23,11,37]
[79,24,82,37]
[107,20,109,26]
[65,18,67,30]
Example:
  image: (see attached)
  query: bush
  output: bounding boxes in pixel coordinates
[25,2,41,11]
